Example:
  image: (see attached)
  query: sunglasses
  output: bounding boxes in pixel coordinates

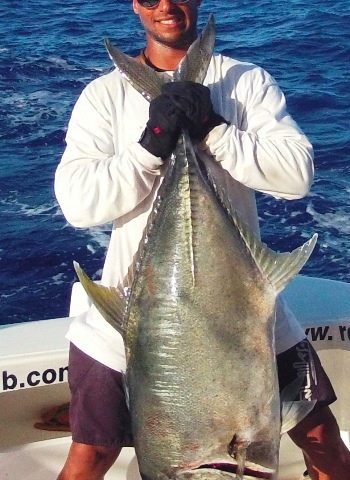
[137,0,190,8]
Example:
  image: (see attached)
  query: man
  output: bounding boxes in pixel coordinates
[54,1,350,479]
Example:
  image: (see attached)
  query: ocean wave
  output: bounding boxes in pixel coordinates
[1,0,350,323]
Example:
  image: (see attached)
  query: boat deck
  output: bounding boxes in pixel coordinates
[0,433,306,480]
[1,276,350,478]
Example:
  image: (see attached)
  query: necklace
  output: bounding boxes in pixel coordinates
[140,49,169,72]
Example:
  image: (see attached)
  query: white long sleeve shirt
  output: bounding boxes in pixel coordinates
[55,54,314,371]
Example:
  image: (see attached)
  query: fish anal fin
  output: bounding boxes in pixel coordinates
[73,261,126,336]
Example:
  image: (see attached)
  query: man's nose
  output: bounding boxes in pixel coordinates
[157,0,178,12]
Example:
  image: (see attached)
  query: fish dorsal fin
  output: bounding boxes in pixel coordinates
[233,211,317,293]
[73,261,127,336]
[210,181,317,293]
[174,14,216,84]
[104,14,216,101]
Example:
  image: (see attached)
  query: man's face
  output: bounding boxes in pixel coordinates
[133,0,201,50]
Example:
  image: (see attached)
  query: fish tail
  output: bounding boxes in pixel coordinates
[104,15,215,101]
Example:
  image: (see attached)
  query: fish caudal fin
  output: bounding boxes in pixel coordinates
[173,14,215,84]
[104,39,170,101]
[73,261,126,336]
[104,15,215,102]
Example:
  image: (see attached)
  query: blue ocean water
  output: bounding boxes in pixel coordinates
[1,0,349,325]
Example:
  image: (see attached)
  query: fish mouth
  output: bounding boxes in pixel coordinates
[196,463,274,479]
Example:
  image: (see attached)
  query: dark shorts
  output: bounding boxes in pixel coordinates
[68,343,133,447]
[68,339,336,447]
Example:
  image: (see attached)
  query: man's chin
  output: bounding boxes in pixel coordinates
[151,30,197,50]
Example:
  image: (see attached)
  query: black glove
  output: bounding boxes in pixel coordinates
[162,81,227,142]
[139,93,185,158]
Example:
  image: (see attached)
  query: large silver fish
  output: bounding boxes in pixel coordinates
[75,16,317,480]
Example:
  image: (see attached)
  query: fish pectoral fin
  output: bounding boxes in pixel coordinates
[228,434,250,457]
[281,399,316,435]
[73,261,126,336]
[280,377,317,434]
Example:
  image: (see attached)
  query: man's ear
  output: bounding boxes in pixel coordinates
[132,0,139,15]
